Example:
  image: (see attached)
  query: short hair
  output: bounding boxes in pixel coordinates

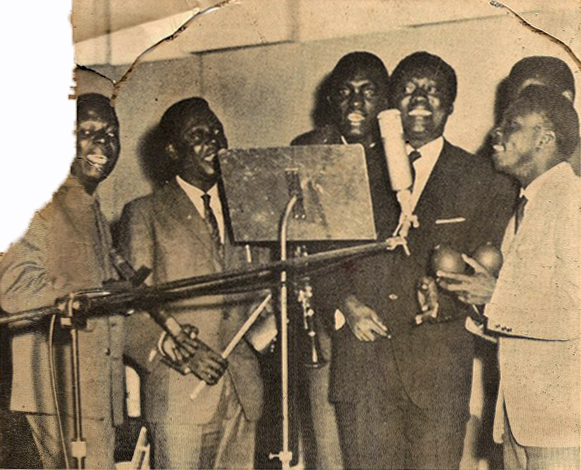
[389,51,457,105]
[508,56,575,100]
[77,93,118,125]
[511,85,579,158]
[158,97,215,143]
[327,52,389,95]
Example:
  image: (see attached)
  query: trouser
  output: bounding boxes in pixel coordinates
[27,412,115,469]
[304,327,343,469]
[334,348,468,469]
[149,377,256,469]
[503,408,580,470]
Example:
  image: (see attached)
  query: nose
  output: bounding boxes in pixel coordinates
[349,89,364,109]
[490,126,503,142]
[410,88,428,105]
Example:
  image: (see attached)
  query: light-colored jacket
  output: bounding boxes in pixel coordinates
[118,180,266,425]
[0,176,125,424]
[486,163,581,447]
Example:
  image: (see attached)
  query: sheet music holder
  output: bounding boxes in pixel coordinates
[219,144,376,243]
[219,144,377,469]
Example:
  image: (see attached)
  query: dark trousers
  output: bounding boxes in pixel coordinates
[334,349,467,469]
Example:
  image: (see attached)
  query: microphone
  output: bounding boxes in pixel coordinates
[377,109,413,192]
[377,109,419,252]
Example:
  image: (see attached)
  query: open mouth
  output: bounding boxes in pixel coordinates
[347,112,366,123]
[408,108,432,117]
[203,148,224,163]
[84,154,108,173]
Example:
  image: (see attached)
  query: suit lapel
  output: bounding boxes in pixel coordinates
[155,181,221,264]
[414,141,460,224]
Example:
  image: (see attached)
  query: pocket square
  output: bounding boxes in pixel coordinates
[435,217,466,225]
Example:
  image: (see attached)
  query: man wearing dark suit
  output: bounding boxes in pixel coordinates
[327,52,515,469]
[291,51,390,470]
[438,86,580,470]
[118,98,266,469]
[0,93,124,469]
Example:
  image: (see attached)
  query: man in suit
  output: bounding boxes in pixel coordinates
[118,97,267,469]
[325,51,515,469]
[438,86,580,470]
[0,93,124,469]
[291,51,389,470]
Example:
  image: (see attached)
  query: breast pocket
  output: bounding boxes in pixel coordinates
[429,216,468,249]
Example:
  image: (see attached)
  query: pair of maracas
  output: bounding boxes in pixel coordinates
[431,242,503,277]
[428,242,503,336]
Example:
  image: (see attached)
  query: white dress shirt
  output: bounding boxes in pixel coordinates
[406,136,444,210]
[176,176,225,243]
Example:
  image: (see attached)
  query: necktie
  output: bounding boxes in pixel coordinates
[202,193,224,258]
[514,195,528,233]
[409,150,422,187]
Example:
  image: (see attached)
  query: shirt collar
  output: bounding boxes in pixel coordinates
[176,175,219,200]
[405,136,444,163]
[521,162,569,203]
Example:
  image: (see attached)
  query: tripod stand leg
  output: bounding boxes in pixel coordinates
[70,327,86,469]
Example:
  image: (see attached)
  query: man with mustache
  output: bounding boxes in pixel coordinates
[438,86,580,470]
[325,52,515,469]
[0,93,124,469]
[119,98,266,469]
[291,51,390,470]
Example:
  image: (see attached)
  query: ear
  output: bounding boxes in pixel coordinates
[447,103,454,115]
[166,142,178,161]
[539,129,556,148]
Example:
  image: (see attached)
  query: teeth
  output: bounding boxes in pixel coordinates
[492,144,505,153]
[86,154,107,165]
[409,109,432,117]
[347,113,365,122]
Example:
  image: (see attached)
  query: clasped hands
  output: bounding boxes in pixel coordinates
[158,324,227,385]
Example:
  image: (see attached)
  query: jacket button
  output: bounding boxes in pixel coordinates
[388,294,398,300]
[104,348,111,356]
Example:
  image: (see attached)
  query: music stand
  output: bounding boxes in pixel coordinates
[219,144,377,469]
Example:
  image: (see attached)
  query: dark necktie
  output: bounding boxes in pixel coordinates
[514,195,528,233]
[409,150,422,187]
[202,193,224,258]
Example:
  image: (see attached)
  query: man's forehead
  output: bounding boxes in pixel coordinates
[504,105,544,124]
[397,68,448,85]
[179,110,221,130]
[336,67,385,86]
[78,107,118,126]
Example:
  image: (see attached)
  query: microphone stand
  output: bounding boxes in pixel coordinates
[269,194,298,469]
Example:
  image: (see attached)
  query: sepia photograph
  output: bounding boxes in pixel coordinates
[0,1,580,469]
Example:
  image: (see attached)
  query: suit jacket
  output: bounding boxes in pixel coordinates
[486,163,580,447]
[0,176,125,424]
[320,138,516,413]
[118,180,266,425]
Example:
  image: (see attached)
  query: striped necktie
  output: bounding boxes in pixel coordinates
[202,193,224,258]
